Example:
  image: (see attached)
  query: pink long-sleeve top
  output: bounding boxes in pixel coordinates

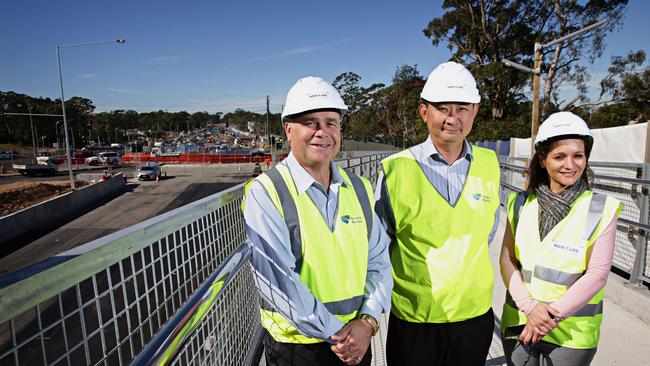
[500,215,617,318]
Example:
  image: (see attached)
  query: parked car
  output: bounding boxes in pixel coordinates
[137,161,161,181]
[85,155,101,165]
[249,150,270,157]
[0,151,15,159]
[86,152,121,166]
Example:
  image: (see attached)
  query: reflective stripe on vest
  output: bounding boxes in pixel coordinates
[510,192,609,287]
[383,146,500,323]
[265,166,373,273]
[505,291,603,317]
[254,163,373,344]
[265,167,304,273]
[502,190,621,349]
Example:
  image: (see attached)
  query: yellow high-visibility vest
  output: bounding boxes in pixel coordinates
[501,190,621,349]
[245,163,373,343]
[382,146,500,322]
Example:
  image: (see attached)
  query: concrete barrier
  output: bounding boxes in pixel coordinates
[0,173,126,248]
[604,272,650,324]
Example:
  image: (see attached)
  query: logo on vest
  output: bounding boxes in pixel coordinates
[341,215,363,224]
[551,240,584,257]
[471,193,492,203]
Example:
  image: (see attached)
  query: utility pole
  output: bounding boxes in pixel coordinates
[501,18,608,156]
[266,95,270,152]
[531,41,542,151]
[29,105,37,160]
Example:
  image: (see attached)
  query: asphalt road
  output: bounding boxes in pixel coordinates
[0,164,261,365]
[0,164,258,275]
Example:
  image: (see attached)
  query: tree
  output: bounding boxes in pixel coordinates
[536,0,628,115]
[619,66,650,122]
[423,0,628,119]
[377,65,425,147]
[565,50,645,112]
[588,103,636,128]
[333,72,363,135]
[333,72,363,114]
[423,0,536,119]
[333,72,385,137]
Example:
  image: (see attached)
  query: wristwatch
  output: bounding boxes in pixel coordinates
[358,314,379,336]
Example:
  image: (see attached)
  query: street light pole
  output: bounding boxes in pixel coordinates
[56,38,125,190]
[266,95,270,154]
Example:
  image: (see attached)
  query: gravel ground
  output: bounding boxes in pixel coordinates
[0,180,87,216]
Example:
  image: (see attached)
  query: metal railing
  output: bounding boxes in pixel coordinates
[499,156,650,286]
[0,152,391,366]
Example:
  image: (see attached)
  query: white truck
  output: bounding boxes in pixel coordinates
[13,157,58,176]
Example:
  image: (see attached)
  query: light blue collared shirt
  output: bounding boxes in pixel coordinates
[375,137,501,244]
[244,152,392,341]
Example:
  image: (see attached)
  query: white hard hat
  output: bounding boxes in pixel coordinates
[534,112,593,150]
[281,76,348,122]
[420,62,481,103]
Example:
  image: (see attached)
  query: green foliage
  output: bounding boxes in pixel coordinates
[0,91,228,147]
[423,0,536,119]
[376,65,426,147]
[423,0,628,118]
[620,67,650,121]
[588,103,637,128]
[470,101,531,142]
[0,91,80,148]
[333,72,385,137]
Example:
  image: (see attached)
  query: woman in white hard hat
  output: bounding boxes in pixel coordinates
[499,112,621,365]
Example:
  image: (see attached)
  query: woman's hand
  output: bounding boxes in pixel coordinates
[526,302,560,334]
[519,322,543,346]
[519,303,563,345]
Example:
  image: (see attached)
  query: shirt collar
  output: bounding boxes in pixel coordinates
[422,137,474,164]
[283,152,349,195]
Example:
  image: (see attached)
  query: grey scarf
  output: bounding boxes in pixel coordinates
[535,178,587,239]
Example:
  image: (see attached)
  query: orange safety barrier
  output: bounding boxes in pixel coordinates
[121,153,286,165]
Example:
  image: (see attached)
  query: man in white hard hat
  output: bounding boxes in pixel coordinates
[243,76,392,365]
[375,62,501,365]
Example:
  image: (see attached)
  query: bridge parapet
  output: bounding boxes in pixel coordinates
[0,152,391,366]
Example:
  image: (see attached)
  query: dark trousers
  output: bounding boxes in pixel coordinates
[263,330,372,366]
[386,308,494,366]
[502,339,597,366]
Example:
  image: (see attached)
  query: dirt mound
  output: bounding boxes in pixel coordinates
[0,181,88,217]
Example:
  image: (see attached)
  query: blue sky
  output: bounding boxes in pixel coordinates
[1,0,648,114]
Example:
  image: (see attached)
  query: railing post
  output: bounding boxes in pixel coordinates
[627,163,650,287]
